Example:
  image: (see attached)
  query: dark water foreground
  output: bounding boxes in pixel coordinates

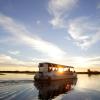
[0,74,100,100]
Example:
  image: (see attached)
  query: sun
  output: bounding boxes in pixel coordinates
[58,68,64,73]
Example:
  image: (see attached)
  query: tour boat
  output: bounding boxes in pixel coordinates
[34,62,77,81]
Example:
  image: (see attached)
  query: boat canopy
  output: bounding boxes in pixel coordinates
[39,62,74,68]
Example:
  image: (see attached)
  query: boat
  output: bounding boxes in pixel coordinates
[34,62,77,81]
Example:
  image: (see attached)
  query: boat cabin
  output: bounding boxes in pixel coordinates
[38,62,75,73]
[34,62,77,81]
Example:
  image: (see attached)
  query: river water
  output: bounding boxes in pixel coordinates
[0,73,100,100]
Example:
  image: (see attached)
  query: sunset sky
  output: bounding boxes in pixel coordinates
[0,0,100,71]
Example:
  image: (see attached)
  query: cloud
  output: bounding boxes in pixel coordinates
[48,1,100,49]
[49,17,65,28]
[8,50,20,55]
[97,2,100,9]
[64,56,100,67]
[48,0,78,28]
[80,56,100,67]
[36,20,40,24]
[87,56,100,65]
[0,54,38,71]
[0,54,25,65]
[0,53,100,68]
[0,14,66,59]
[67,17,100,49]
[0,54,53,69]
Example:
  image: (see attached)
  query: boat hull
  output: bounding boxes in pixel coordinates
[34,72,77,81]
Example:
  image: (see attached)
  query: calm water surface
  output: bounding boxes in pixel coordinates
[0,73,100,100]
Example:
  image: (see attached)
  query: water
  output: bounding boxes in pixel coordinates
[0,73,100,100]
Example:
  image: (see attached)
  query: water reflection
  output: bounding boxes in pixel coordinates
[34,79,77,100]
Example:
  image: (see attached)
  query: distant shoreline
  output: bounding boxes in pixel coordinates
[0,71,36,74]
[0,71,100,74]
[77,72,100,74]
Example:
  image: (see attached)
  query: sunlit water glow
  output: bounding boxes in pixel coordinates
[0,73,100,100]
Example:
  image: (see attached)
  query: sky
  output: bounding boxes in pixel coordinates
[0,0,100,71]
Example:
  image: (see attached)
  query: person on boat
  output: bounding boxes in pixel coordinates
[68,68,70,72]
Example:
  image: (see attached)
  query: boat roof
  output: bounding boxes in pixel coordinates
[39,62,74,68]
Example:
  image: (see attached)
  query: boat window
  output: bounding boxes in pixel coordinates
[64,68,68,71]
[48,67,52,72]
[52,67,56,71]
[70,68,74,72]
[56,68,58,71]
[39,63,43,67]
[48,66,57,72]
